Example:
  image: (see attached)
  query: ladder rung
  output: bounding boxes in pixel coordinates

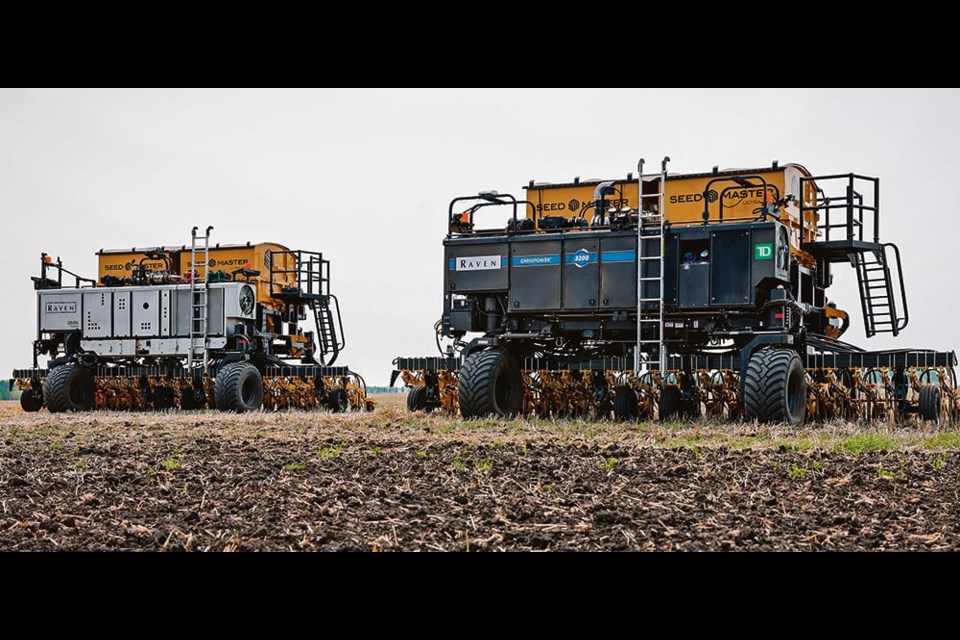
[639,256,661,261]
[639,277,661,282]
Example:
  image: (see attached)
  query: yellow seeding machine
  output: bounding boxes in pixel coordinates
[12,227,373,413]
[393,160,957,423]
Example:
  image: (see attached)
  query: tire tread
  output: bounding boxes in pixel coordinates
[743,349,805,423]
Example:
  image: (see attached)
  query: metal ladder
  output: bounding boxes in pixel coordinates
[634,157,669,376]
[312,298,343,366]
[854,244,907,337]
[188,225,213,370]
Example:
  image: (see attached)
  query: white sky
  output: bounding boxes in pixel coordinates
[1,88,958,386]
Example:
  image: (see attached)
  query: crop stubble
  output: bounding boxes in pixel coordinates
[1,397,958,551]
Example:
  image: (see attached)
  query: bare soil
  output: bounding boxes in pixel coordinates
[1,398,958,551]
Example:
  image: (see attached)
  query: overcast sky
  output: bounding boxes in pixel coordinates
[2,88,958,386]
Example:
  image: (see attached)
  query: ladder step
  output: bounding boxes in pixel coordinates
[639,256,661,261]
[639,277,661,282]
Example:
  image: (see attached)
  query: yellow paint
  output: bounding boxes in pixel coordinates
[823,303,849,340]
[523,163,819,257]
[98,253,171,276]
[97,242,298,311]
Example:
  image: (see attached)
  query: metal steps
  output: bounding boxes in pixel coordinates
[188,226,213,371]
[634,156,669,375]
[853,244,907,337]
[312,296,343,366]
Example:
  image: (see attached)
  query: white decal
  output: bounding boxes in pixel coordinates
[456,255,501,271]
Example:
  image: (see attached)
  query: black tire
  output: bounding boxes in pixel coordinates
[214,363,263,413]
[407,385,427,412]
[743,348,807,424]
[45,365,95,413]
[613,386,638,420]
[180,387,206,410]
[19,387,44,412]
[458,349,523,418]
[151,386,176,410]
[659,385,683,421]
[919,384,941,423]
[328,388,349,413]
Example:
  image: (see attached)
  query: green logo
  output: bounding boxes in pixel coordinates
[754,243,773,260]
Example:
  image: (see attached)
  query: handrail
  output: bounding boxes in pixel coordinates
[329,293,346,353]
[701,175,777,224]
[37,253,97,289]
[799,173,880,244]
[885,243,909,332]
[447,193,536,236]
[268,249,330,298]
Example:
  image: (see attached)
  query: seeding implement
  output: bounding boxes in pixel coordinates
[13,227,373,413]
[392,160,957,423]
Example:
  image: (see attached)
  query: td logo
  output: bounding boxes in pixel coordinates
[754,243,773,260]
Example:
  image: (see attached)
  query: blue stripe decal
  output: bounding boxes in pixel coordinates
[564,251,598,266]
[512,254,560,267]
[601,250,636,263]
[448,259,455,270]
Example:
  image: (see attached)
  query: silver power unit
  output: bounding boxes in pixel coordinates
[38,282,257,358]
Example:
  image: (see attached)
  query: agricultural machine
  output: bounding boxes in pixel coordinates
[11,227,373,413]
[393,160,957,423]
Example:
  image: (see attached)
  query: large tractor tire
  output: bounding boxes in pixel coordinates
[328,388,349,413]
[19,387,44,412]
[743,348,807,424]
[44,364,95,413]
[458,348,523,418]
[180,387,206,410]
[918,384,942,423]
[406,385,428,412]
[151,386,176,410]
[659,385,683,421]
[613,386,638,420]
[214,363,263,413]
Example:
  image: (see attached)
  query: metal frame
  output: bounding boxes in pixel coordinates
[394,160,956,423]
